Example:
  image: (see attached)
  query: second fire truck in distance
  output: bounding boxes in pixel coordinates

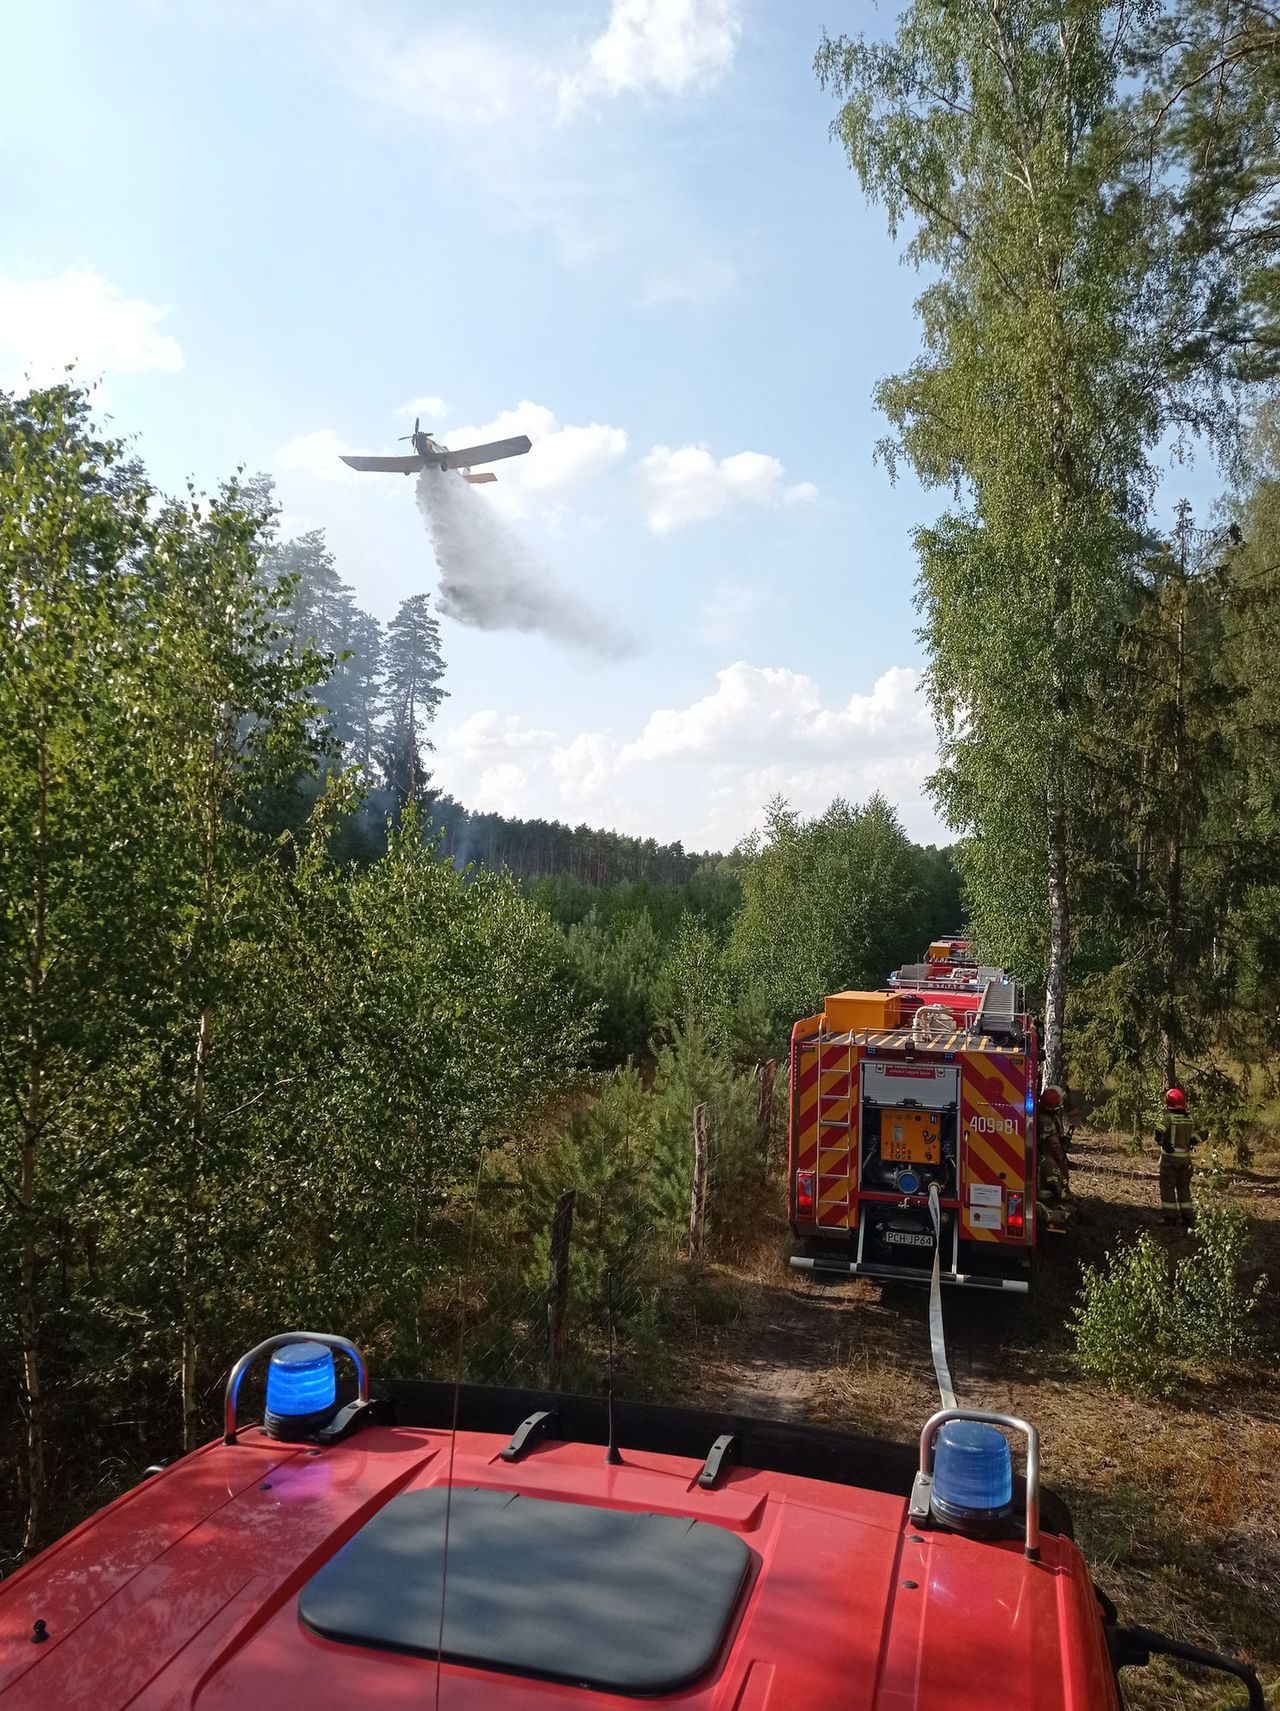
[789,942,1038,1292]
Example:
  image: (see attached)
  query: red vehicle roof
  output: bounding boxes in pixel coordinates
[0,1411,1117,1711]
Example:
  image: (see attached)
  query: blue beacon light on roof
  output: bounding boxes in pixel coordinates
[932,1420,1013,1531]
[264,1342,337,1440]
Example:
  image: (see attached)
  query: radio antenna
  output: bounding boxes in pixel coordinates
[434,1146,487,1711]
[604,1267,622,1466]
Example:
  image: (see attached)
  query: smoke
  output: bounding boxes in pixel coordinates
[415,470,633,658]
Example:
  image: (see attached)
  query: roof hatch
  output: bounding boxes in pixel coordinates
[299,1487,752,1695]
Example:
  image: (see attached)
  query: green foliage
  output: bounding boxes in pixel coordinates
[661,915,734,1049]
[503,1029,771,1391]
[647,1026,763,1243]
[379,593,446,814]
[1135,0,1280,385]
[1073,1233,1181,1395]
[818,0,1239,1083]
[517,1072,667,1390]
[1174,1203,1268,1362]
[0,385,592,1555]
[530,867,743,1069]
[1072,1205,1265,1394]
[561,908,669,1065]
[729,795,944,1041]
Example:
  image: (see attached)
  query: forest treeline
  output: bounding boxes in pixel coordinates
[270,523,715,886]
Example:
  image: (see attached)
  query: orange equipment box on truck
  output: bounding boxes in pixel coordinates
[789,975,1037,1292]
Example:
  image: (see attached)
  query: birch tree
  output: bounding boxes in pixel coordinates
[818,0,1231,1082]
[0,387,152,1550]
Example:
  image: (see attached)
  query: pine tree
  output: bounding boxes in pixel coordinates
[274,529,354,658]
[340,608,384,772]
[380,594,447,814]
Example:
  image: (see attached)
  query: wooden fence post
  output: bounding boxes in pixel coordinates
[755,1058,777,1179]
[546,1189,576,1389]
[689,1104,710,1261]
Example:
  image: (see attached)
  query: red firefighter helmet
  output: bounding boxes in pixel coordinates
[1165,1087,1187,1113]
[1040,1084,1065,1112]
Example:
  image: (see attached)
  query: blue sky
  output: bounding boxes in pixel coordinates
[0,0,1217,852]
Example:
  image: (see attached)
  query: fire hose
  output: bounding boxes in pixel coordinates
[926,1183,957,1409]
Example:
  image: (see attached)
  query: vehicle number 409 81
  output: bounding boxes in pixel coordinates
[969,1114,1017,1136]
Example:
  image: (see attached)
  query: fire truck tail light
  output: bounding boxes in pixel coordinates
[796,1170,816,1217]
[1006,1193,1025,1238]
[932,1421,1013,1527]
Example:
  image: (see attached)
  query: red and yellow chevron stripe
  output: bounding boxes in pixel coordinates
[789,1022,861,1230]
[816,1038,857,1228]
[960,1049,1028,1244]
[790,1019,822,1177]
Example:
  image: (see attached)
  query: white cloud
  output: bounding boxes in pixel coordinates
[327,19,541,128]
[627,663,926,763]
[561,0,742,113]
[0,265,183,391]
[433,663,943,849]
[276,427,360,483]
[397,395,447,421]
[639,443,816,532]
[314,0,743,125]
[443,401,628,503]
[205,6,739,303]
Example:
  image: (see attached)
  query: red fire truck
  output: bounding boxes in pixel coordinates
[790,972,1038,1291]
[0,1331,1261,1708]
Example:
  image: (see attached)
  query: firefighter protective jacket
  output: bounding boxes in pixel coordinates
[1154,1113,1206,1159]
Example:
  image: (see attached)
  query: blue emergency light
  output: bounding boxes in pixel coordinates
[931,1419,1013,1528]
[264,1341,337,1439]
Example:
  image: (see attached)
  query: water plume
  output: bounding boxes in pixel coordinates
[415,470,631,657]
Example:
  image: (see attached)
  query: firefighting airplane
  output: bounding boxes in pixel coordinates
[339,418,532,484]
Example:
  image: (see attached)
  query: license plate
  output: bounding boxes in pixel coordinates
[882,1230,935,1248]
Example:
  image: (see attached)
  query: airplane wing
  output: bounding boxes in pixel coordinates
[340,454,422,473]
[441,434,532,470]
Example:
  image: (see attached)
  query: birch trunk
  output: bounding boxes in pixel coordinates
[1043,769,1070,1088]
[181,1002,213,1451]
[20,701,50,1554]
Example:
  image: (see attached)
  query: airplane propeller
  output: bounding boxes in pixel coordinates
[397,416,423,443]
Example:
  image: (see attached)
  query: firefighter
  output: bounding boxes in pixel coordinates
[1156,1087,1205,1228]
[1035,1084,1074,1229]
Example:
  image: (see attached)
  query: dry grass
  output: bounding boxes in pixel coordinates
[666,1133,1280,1711]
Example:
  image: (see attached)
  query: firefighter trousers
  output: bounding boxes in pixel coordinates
[1159,1155,1193,1226]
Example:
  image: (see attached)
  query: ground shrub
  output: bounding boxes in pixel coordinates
[1172,1203,1267,1362]
[1073,1233,1181,1395]
[1072,1204,1265,1395]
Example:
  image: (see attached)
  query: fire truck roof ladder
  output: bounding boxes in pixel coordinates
[974,976,1019,1041]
